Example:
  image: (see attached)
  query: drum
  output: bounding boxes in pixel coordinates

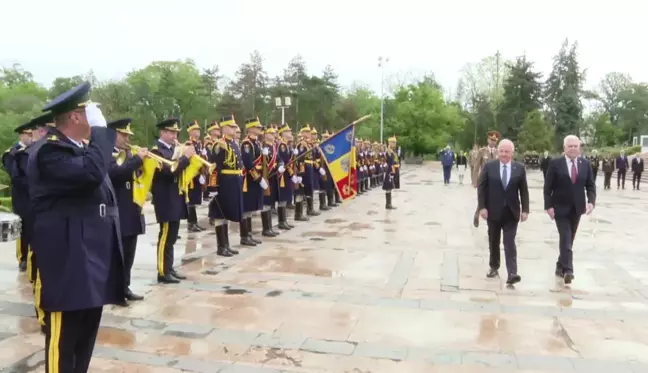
[0,212,21,242]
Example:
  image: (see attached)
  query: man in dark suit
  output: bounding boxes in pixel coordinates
[615,150,629,189]
[631,156,644,190]
[540,151,551,179]
[477,139,529,285]
[543,135,596,284]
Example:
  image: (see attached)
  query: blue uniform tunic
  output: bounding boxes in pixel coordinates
[186,140,203,206]
[296,141,314,194]
[240,137,264,213]
[383,149,400,191]
[150,141,190,223]
[277,141,294,203]
[262,141,279,206]
[108,149,145,237]
[27,127,125,311]
[208,138,244,222]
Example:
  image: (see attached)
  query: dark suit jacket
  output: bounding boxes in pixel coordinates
[616,156,628,170]
[477,160,530,222]
[543,156,596,217]
[632,158,644,173]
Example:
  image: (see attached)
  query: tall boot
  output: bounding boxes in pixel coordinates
[278,206,293,229]
[286,201,295,210]
[267,210,280,235]
[327,189,338,207]
[262,211,279,237]
[240,220,256,246]
[319,192,331,211]
[224,224,238,254]
[385,193,396,209]
[187,206,201,232]
[307,197,320,216]
[295,201,309,221]
[247,217,262,244]
[216,225,233,257]
[358,180,364,194]
[335,190,342,204]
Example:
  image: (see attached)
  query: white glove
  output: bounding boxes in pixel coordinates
[199,175,206,185]
[278,165,285,174]
[201,148,208,156]
[209,192,218,197]
[291,175,299,184]
[86,103,107,128]
[293,149,299,155]
[260,178,268,190]
[319,168,326,176]
[383,163,387,168]
[298,176,303,183]
[262,148,269,156]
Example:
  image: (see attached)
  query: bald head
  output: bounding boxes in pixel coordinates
[498,139,514,163]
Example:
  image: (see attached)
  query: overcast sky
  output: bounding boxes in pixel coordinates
[1,0,645,94]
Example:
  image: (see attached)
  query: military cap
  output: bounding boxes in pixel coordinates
[156,118,181,132]
[107,118,134,135]
[388,135,397,143]
[278,124,291,134]
[31,112,55,128]
[487,130,501,141]
[207,121,220,132]
[265,127,278,134]
[310,127,318,135]
[299,124,311,133]
[363,139,371,144]
[43,81,92,115]
[322,130,331,138]
[220,115,237,128]
[245,117,262,129]
[186,120,200,132]
[14,121,34,135]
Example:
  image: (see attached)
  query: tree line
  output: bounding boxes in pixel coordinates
[2,38,647,184]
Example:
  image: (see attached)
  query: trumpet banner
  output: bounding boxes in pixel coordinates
[180,156,205,202]
[133,156,158,208]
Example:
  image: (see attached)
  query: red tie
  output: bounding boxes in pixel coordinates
[571,161,577,184]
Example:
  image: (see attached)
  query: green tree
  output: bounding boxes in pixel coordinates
[517,110,554,152]
[582,111,621,147]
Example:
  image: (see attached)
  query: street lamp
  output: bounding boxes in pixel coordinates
[378,56,389,143]
[275,96,292,126]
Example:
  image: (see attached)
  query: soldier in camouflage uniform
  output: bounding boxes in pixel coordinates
[471,130,500,227]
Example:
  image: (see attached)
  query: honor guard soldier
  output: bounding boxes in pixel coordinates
[7,122,34,271]
[208,115,242,257]
[362,139,373,190]
[277,124,297,229]
[356,139,367,194]
[471,130,500,227]
[320,131,339,208]
[107,119,146,304]
[27,81,125,372]
[204,121,221,203]
[235,127,242,145]
[150,119,194,284]
[240,117,266,246]
[185,121,206,232]
[310,128,329,211]
[588,150,600,182]
[260,127,281,236]
[296,124,319,217]
[384,135,400,209]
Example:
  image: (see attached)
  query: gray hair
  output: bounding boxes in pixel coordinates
[563,135,580,147]
[498,139,515,151]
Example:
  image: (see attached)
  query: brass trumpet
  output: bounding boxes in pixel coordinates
[114,145,179,171]
[173,140,217,174]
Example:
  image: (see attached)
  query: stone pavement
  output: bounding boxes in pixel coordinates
[1,164,648,372]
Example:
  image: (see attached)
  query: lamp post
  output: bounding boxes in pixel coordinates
[378,56,389,143]
[275,96,292,126]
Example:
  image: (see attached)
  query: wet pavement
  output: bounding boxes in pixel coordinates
[2,164,648,372]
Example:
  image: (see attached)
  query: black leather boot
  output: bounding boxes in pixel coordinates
[307,197,320,216]
[335,190,342,204]
[240,220,256,246]
[262,211,278,237]
[247,217,262,244]
[295,201,309,221]
[216,225,233,257]
[385,193,396,209]
[327,189,338,207]
[319,192,331,211]
[278,206,293,229]
[224,224,238,254]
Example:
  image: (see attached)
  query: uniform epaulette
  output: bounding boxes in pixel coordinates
[151,145,158,150]
[47,135,58,142]
[217,139,228,150]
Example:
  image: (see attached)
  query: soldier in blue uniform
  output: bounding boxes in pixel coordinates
[261,127,280,236]
[355,139,365,194]
[107,118,147,304]
[207,115,242,257]
[240,117,266,246]
[204,121,221,203]
[383,135,400,209]
[277,124,297,229]
[27,81,125,372]
[319,130,339,208]
[185,121,206,232]
[150,119,195,284]
[309,128,329,212]
[295,124,318,218]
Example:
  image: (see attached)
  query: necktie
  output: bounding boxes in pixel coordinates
[501,164,508,189]
[571,161,577,184]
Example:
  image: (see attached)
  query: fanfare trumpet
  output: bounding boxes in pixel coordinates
[173,140,216,174]
[114,145,179,171]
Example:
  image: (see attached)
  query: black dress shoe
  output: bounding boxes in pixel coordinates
[157,274,180,284]
[170,269,186,280]
[217,248,233,257]
[486,269,499,278]
[240,237,256,246]
[18,260,27,272]
[188,224,201,233]
[564,272,574,284]
[125,289,144,301]
[116,299,129,307]
[506,274,521,285]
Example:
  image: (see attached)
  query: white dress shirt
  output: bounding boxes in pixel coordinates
[499,161,511,188]
[565,156,578,178]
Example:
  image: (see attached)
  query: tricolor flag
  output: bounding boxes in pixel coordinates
[318,123,357,201]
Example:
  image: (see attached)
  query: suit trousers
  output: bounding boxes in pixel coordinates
[121,235,138,288]
[555,208,581,274]
[604,172,612,189]
[44,307,103,373]
[157,221,179,276]
[633,172,642,188]
[617,169,626,188]
[486,208,519,275]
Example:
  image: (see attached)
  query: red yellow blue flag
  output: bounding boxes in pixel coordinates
[318,123,356,200]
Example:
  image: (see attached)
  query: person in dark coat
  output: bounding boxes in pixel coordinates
[260,127,280,236]
[107,118,146,304]
[383,135,400,209]
[616,150,629,189]
[632,155,644,190]
[150,119,194,284]
[276,124,297,229]
[240,117,266,246]
[185,121,206,232]
[207,115,242,257]
[588,150,600,182]
[602,155,614,190]
[27,81,125,372]
[540,151,552,179]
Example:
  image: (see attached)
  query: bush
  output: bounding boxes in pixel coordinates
[594,145,641,157]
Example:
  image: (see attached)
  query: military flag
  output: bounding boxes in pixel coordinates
[318,123,357,201]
